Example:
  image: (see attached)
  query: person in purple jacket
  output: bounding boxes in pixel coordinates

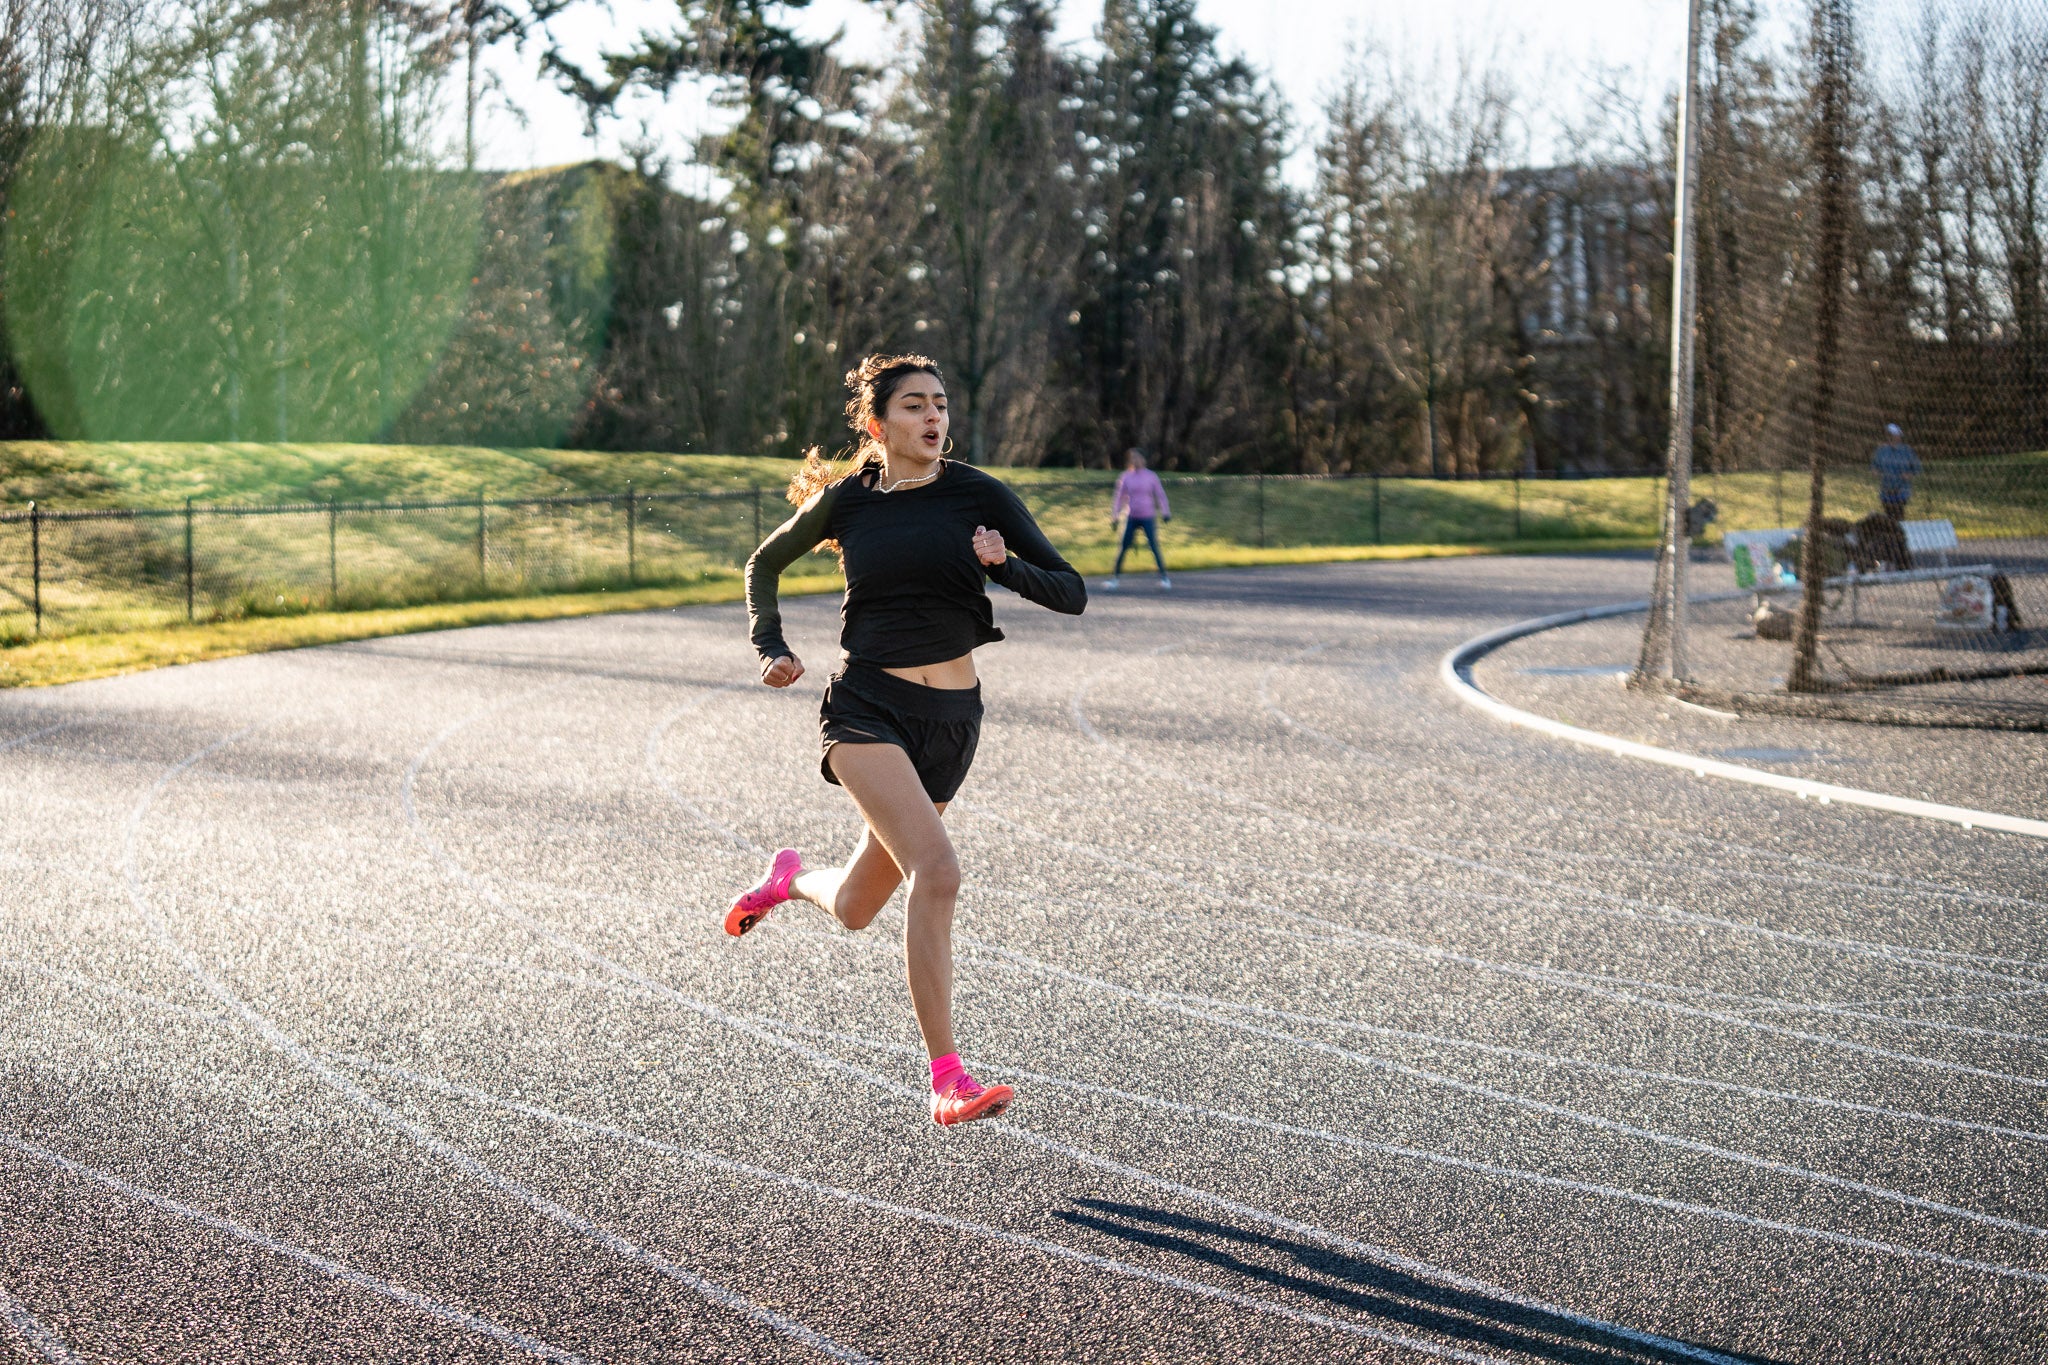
[1106,447,1171,589]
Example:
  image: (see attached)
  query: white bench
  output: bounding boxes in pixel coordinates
[1724,520,1993,623]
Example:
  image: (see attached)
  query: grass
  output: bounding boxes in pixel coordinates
[1685,457,2048,541]
[0,538,1655,689]
[0,439,796,507]
[1,439,2038,687]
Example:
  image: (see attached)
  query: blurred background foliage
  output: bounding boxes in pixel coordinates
[0,0,2041,481]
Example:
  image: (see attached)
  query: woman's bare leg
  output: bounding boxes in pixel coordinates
[790,813,945,932]
[818,742,961,1061]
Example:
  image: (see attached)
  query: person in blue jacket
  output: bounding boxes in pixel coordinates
[1872,423,1921,520]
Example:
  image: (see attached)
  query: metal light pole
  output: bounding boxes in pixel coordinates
[1635,0,1702,689]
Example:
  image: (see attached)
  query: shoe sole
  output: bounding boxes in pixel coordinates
[725,850,799,937]
[933,1084,1014,1126]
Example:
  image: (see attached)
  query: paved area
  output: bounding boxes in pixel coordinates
[2,555,2044,1364]
[1476,563,2048,819]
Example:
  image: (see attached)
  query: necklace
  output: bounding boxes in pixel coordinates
[876,462,941,494]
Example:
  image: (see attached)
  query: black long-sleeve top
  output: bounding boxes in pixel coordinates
[745,461,1086,668]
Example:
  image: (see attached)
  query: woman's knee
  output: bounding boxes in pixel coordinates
[908,851,961,903]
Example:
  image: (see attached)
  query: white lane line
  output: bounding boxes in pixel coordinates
[919,875,2048,1149]
[0,945,1572,1365]
[40,928,2044,1312]
[622,697,1759,1365]
[960,939,2048,1250]
[1265,645,2048,919]
[995,832,2048,1047]
[1719,996,2048,1042]
[1085,650,2045,992]
[48,897,2046,1212]
[751,1015,2048,1289]
[0,959,229,1025]
[964,803,2048,1094]
[1747,984,2048,1016]
[0,1133,590,1363]
[1474,842,2048,926]
[327,1054,1521,1365]
[1143,983,2048,1147]
[0,1280,82,1365]
[642,687,758,846]
[946,892,2048,1146]
[0,720,78,755]
[1438,602,2048,840]
[133,726,875,1365]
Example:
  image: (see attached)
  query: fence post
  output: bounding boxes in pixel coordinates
[1256,471,1265,549]
[625,484,637,586]
[327,497,338,609]
[28,500,40,636]
[476,490,487,591]
[1372,473,1381,545]
[1513,471,1522,539]
[752,485,762,546]
[183,498,195,623]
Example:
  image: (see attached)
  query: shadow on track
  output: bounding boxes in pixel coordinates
[1058,1199,1783,1365]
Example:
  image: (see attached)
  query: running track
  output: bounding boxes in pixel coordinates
[2,556,2044,1363]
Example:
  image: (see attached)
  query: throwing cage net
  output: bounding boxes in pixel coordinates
[1641,0,2048,728]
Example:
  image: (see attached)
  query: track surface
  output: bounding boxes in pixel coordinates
[3,556,2045,1364]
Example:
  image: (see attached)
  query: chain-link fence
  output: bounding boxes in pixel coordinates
[1642,0,2048,727]
[0,471,1670,643]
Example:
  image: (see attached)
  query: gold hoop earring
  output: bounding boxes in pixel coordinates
[941,437,955,455]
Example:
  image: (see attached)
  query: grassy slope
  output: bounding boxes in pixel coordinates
[0,541,1645,689]
[3,440,2040,540]
[2,440,2040,688]
[0,439,788,506]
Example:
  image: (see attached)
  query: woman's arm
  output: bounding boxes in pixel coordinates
[1111,472,1130,522]
[1150,470,1170,520]
[980,479,1087,615]
[745,486,839,666]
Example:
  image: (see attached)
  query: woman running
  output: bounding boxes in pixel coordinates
[724,354,1086,1127]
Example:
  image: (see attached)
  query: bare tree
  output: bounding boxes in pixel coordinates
[1314,50,1529,477]
[1964,16,2048,438]
[903,0,1079,465]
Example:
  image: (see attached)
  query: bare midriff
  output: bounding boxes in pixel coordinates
[882,652,978,690]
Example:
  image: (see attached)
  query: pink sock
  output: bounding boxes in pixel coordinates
[930,1052,966,1096]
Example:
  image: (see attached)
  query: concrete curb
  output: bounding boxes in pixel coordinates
[1439,595,2048,842]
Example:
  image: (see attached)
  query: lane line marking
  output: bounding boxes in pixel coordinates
[0,720,78,756]
[1079,648,2044,989]
[0,1133,590,1363]
[611,692,1754,1364]
[752,1015,2048,1288]
[1437,600,2048,841]
[130,723,875,1365]
[960,826,2048,1046]
[1263,645,2047,918]
[328,1054,1522,1365]
[964,803,2048,1092]
[0,1279,83,1365]
[960,939,2048,1249]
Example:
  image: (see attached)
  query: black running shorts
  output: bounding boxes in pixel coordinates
[819,662,983,804]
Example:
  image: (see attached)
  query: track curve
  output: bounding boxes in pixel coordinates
[3,555,2043,1363]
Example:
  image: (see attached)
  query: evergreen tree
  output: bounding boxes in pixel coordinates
[1061,0,1297,470]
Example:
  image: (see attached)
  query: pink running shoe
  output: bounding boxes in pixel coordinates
[724,849,802,937]
[931,1075,1014,1127]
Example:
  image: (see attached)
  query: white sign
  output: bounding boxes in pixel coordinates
[1935,575,1994,630]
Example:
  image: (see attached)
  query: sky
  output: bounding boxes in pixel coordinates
[465,0,1693,185]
